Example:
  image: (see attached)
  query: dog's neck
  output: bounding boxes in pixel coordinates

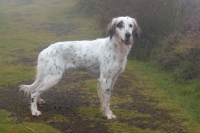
[109,37,132,61]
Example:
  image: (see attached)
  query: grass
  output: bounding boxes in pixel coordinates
[0,110,60,133]
[76,107,154,132]
[126,61,200,132]
[47,114,69,123]
[0,0,102,87]
[128,61,200,114]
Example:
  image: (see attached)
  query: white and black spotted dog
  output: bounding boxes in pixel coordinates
[19,16,141,119]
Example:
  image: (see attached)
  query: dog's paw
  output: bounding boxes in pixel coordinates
[32,110,41,116]
[37,98,45,105]
[109,110,113,115]
[106,114,117,120]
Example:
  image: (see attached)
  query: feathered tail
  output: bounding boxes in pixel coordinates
[19,80,40,96]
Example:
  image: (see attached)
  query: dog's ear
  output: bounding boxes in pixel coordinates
[107,18,117,39]
[132,18,141,39]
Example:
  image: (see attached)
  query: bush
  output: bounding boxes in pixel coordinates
[157,32,200,81]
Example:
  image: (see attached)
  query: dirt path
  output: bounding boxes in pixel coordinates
[0,69,185,133]
[0,71,110,132]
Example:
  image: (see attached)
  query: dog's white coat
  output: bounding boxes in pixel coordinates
[20,16,140,119]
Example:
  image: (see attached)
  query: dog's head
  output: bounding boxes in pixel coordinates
[108,16,141,45]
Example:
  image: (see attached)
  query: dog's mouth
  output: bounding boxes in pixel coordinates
[121,39,134,45]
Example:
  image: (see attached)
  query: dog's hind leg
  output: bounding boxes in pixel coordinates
[37,96,45,105]
[31,74,62,116]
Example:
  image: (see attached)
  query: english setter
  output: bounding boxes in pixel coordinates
[20,16,140,119]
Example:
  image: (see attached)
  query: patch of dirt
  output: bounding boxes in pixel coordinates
[12,57,37,66]
[0,72,109,133]
[34,44,49,52]
[113,73,186,133]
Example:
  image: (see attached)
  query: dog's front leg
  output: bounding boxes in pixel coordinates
[98,77,116,119]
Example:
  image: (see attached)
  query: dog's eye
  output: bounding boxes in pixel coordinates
[117,21,124,29]
[129,24,133,28]
[118,24,123,29]
[117,24,123,29]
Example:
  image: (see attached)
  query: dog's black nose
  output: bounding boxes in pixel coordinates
[125,32,131,38]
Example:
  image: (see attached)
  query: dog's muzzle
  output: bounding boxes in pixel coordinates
[121,32,134,45]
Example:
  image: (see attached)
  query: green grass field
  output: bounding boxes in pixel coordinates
[0,0,200,132]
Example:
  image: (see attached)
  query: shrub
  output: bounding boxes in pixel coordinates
[157,32,200,81]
